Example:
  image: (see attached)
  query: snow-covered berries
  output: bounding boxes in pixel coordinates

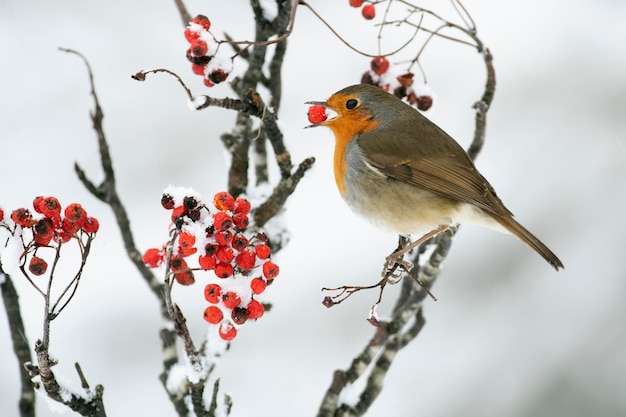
[184,14,233,87]
[142,188,278,340]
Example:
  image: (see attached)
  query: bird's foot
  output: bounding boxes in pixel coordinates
[382,252,414,281]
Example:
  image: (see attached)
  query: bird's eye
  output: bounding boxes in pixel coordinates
[346,98,359,110]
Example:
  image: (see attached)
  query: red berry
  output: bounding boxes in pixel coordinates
[29,256,48,276]
[204,283,222,303]
[232,213,249,230]
[235,249,256,270]
[0,208,4,221]
[307,104,327,124]
[174,271,195,285]
[208,69,229,84]
[370,56,389,75]
[191,39,208,57]
[255,243,271,259]
[222,291,241,309]
[161,194,175,210]
[218,321,237,340]
[397,72,414,88]
[214,262,234,278]
[199,254,217,270]
[192,14,211,31]
[171,206,187,222]
[204,243,218,256]
[34,219,54,246]
[215,230,233,246]
[349,0,364,7]
[231,307,249,325]
[416,95,433,111]
[33,196,45,213]
[231,234,249,251]
[170,256,188,273]
[233,198,251,215]
[250,277,267,295]
[393,85,407,100]
[203,77,215,88]
[214,191,235,211]
[184,27,200,43]
[361,71,376,86]
[187,208,201,222]
[192,64,206,76]
[216,246,235,263]
[178,232,197,257]
[171,260,194,284]
[55,230,72,244]
[40,197,61,219]
[247,299,265,319]
[64,203,86,224]
[213,211,232,231]
[183,196,198,210]
[203,306,223,324]
[61,217,80,235]
[262,260,279,280]
[82,217,100,234]
[142,248,163,268]
[362,4,376,19]
[11,208,37,228]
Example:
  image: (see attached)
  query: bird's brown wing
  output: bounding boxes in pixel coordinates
[358,116,512,217]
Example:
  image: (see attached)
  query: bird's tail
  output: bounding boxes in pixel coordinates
[492,214,564,270]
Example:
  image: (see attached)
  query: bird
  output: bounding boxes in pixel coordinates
[306,83,563,271]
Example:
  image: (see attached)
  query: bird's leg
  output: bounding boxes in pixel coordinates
[382,235,413,281]
[382,224,450,278]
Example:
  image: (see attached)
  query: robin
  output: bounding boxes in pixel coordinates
[306,83,563,271]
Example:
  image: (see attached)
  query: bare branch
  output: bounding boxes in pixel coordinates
[60,48,167,317]
[0,263,36,417]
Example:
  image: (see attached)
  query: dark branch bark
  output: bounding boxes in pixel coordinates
[0,263,36,417]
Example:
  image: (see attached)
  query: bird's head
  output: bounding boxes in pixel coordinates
[306,84,405,140]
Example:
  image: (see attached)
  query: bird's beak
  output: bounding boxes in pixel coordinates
[304,101,337,128]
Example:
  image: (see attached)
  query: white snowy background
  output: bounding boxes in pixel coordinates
[1,1,625,416]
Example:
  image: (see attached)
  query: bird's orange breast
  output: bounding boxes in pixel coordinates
[325,114,380,195]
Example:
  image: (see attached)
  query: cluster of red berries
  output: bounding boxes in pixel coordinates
[349,0,376,20]
[361,56,434,111]
[0,197,99,277]
[142,189,279,341]
[184,14,232,87]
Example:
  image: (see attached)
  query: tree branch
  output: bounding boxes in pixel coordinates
[0,263,36,417]
[60,48,167,318]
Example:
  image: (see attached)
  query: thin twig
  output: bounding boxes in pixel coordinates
[50,235,93,318]
[300,1,420,58]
